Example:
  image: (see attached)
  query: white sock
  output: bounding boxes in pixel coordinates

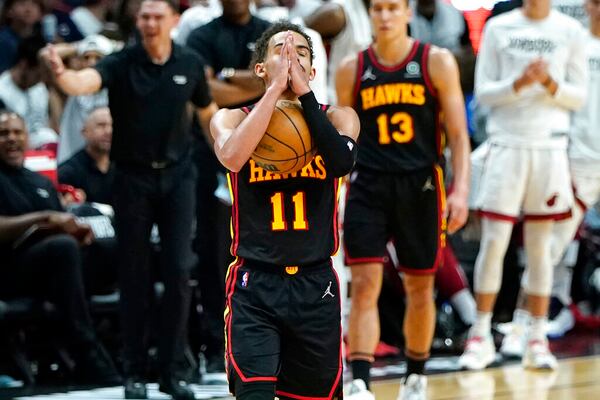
[513,308,531,330]
[450,289,477,326]
[470,312,492,338]
[529,316,548,342]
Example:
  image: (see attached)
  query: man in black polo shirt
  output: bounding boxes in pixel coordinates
[185,1,270,379]
[186,0,271,108]
[0,110,120,386]
[43,0,218,398]
[58,106,114,205]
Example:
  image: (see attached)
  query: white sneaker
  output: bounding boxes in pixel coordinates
[397,374,427,400]
[523,339,558,370]
[458,335,496,370]
[500,325,526,358]
[345,379,375,400]
[547,307,575,339]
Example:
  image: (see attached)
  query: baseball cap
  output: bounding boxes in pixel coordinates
[77,34,114,56]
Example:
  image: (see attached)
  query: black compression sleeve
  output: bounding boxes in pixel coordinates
[298,91,357,177]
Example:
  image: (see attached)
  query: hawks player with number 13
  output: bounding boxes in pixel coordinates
[336,0,470,398]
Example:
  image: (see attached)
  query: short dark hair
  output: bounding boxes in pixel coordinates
[140,0,179,13]
[252,20,314,66]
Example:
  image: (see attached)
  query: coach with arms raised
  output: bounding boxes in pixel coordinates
[42,0,218,399]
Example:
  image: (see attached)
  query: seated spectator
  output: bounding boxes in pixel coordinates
[0,34,58,149]
[43,0,113,43]
[0,0,44,73]
[0,109,120,384]
[59,106,114,205]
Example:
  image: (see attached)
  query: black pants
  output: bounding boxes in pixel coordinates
[113,162,195,377]
[192,144,231,359]
[1,234,96,347]
[225,259,342,399]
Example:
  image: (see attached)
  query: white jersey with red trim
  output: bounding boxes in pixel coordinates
[475,9,588,148]
[569,33,600,176]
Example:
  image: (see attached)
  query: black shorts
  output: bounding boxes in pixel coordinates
[224,258,342,400]
[343,166,446,274]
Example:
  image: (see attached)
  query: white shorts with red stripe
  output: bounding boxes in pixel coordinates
[571,164,600,210]
[475,143,573,222]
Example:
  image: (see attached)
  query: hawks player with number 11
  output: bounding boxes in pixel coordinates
[336,0,470,398]
[210,21,359,400]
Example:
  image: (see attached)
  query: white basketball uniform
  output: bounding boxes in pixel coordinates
[569,32,600,209]
[474,9,588,220]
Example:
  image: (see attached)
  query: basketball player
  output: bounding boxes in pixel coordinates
[336,0,471,398]
[210,21,359,400]
[459,0,588,371]
[500,0,600,356]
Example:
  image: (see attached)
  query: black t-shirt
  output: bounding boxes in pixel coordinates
[186,15,271,73]
[94,42,212,169]
[0,162,63,257]
[58,150,115,205]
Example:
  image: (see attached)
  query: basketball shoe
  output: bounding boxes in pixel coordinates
[500,324,527,358]
[458,335,496,370]
[522,339,558,370]
[345,379,375,400]
[397,374,427,400]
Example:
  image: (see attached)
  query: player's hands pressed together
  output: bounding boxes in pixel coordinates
[514,58,555,92]
[269,32,293,95]
[445,190,468,234]
[287,33,312,96]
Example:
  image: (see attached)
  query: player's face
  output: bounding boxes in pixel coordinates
[264,30,315,81]
[586,0,600,22]
[136,1,179,45]
[0,114,28,168]
[370,0,411,39]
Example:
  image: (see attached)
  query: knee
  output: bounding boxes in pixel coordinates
[45,234,80,263]
[403,275,434,308]
[479,235,507,260]
[350,269,381,308]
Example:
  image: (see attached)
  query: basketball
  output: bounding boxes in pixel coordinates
[251,100,315,174]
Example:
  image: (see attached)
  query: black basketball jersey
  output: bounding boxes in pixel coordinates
[354,41,442,173]
[228,107,341,266]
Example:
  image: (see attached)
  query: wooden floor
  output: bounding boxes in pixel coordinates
[372,356,600,400]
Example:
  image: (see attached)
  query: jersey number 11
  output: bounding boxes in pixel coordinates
[270,192,308,231]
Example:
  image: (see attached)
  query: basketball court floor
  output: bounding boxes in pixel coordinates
[4,329,599,399]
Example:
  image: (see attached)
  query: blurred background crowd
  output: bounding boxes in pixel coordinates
[0,0,599,394]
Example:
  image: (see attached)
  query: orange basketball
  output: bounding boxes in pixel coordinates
[251,100,316,174]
